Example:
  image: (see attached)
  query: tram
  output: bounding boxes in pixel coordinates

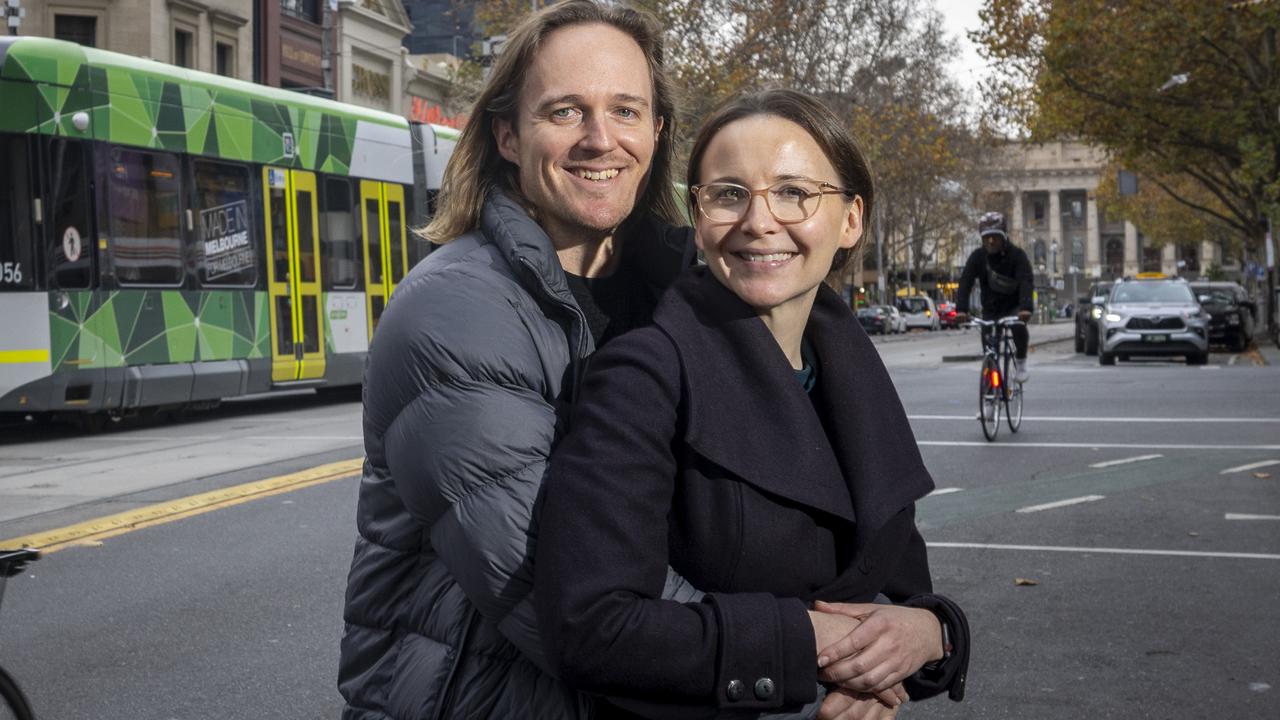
[0,37,458,420]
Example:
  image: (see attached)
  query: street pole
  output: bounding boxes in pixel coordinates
[875,201,885,304]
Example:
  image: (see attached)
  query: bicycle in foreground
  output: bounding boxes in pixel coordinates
[968,317,1026,442]
[0,548,39,720]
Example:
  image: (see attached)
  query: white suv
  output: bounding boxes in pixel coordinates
[1098,277,1209,366]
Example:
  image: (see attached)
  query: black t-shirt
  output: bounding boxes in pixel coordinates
[564,266,652,346]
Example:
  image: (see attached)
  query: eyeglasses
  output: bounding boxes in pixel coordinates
[690,178,853,225]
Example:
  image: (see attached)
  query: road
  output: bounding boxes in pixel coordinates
[1,323,1277,719]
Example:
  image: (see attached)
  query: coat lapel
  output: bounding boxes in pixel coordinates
[805,284,935,540]
[651,269,936,534]
[654,270,856,523]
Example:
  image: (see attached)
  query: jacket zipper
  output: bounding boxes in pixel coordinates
[516,257,591,401]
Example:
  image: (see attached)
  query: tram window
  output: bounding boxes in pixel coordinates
[388,199,405,283]
[0,135,35,290]
[193,161,256,287]
[296,189,317,283]
[47,138,94,289]
[269,183,289,284]
[320,178,359,289]
[365,198,383,285]
[109,148,184,287]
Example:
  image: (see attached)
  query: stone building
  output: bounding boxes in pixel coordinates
[980,141,1232,298]
[17,0,254,81]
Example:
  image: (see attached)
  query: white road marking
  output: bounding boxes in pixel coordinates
[1219,459,1280,475]
[927,542,1280,561]
[919,441,1280,451]
[1089,454,1163,468]
[1016,495,1106,513]
[927,487,964,496]
[1225,513,1280,521]
[909,415,1280,424]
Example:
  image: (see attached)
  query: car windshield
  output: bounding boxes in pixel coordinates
[857,308,879,317]
[1192,287,1235,304]
[1111,282,1195,304]
[900,298,929,313]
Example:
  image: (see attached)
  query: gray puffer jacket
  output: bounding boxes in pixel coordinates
[339,190,696,720]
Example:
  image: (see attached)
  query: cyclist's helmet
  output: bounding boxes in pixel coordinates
[978,211,1008,239]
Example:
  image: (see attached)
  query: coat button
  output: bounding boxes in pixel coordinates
[754,677,776,700]
[726,679,745,701]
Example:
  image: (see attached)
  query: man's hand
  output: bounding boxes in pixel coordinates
[814,601,943,695]
[1017,310,1032,322]
[818,686,905,720]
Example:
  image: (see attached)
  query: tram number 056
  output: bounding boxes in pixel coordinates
[0,262,23,284]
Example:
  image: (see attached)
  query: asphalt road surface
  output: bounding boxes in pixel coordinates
[1,324,1276,719]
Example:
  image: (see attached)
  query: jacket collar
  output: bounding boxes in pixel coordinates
[653,268,934,535]
[480,188,695,320]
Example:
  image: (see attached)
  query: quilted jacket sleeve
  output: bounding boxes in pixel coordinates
[365,260,704,674]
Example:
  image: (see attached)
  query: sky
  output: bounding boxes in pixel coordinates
[935,0,990,94]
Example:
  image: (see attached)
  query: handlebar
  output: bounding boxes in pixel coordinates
[965,317,1026,328]
[0,548,40,578]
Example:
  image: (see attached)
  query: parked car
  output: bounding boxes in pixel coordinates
[1189,281,1255,352]
[1074,280,1113,355]
[881,305,907,333]
[896,295,940,330]
[857,306,891,335]
[937,301,961,328]
[1097,277,1209,366]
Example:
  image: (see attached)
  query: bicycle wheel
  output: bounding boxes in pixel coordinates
[0,665,35,720]
[1003,351,1023,433]
[979,355,1001,441]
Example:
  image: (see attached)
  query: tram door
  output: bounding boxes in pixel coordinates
[263,167,326,383]
[359,180,407,340]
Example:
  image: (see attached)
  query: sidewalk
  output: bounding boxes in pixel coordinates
[941,320,1076,362]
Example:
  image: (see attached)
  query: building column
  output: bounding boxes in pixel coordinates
[1162,243,1178,276]
[1010,190,1024,249]
[1124,221,1139,276]
[1048,188,1062,276]
[1086,192,1102,278]
[1201,240,1219,274]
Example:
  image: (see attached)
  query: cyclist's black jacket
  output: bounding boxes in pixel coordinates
[955,245,1034,317]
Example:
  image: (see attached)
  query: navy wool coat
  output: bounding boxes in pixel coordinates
[536,268,968,718]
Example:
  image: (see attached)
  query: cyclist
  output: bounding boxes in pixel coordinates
[954,211,1034,382]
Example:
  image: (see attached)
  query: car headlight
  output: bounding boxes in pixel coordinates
[1181,309,1202,320]
[1090,306,1103,320]
[1104,312,1122,323]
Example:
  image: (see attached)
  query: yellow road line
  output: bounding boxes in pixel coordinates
[0,349,50,364]
[0,457,363,554]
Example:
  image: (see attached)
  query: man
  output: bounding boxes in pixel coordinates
[955,211,1035,382]
[337,3,696,718]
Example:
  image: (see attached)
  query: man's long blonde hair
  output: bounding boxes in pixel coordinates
[422,0,682,244]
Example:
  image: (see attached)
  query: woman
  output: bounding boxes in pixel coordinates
[535,89,969,720]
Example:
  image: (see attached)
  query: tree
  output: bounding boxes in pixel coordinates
[973,0,1280,256]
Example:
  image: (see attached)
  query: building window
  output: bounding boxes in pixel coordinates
[215,42,235,77]
[281,0,320,24]
[1140,238,1162,273]
[174,29,194,68]
[109,147,185,287]
[54,14,98,47]
[1103,237,1124,279]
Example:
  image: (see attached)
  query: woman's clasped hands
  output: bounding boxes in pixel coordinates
[809,601,945,720]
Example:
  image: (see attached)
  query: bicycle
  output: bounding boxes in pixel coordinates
[968,317,1026,442]
[0,548,40,720]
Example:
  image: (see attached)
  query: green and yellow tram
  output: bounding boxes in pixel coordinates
[0,37,457,420]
